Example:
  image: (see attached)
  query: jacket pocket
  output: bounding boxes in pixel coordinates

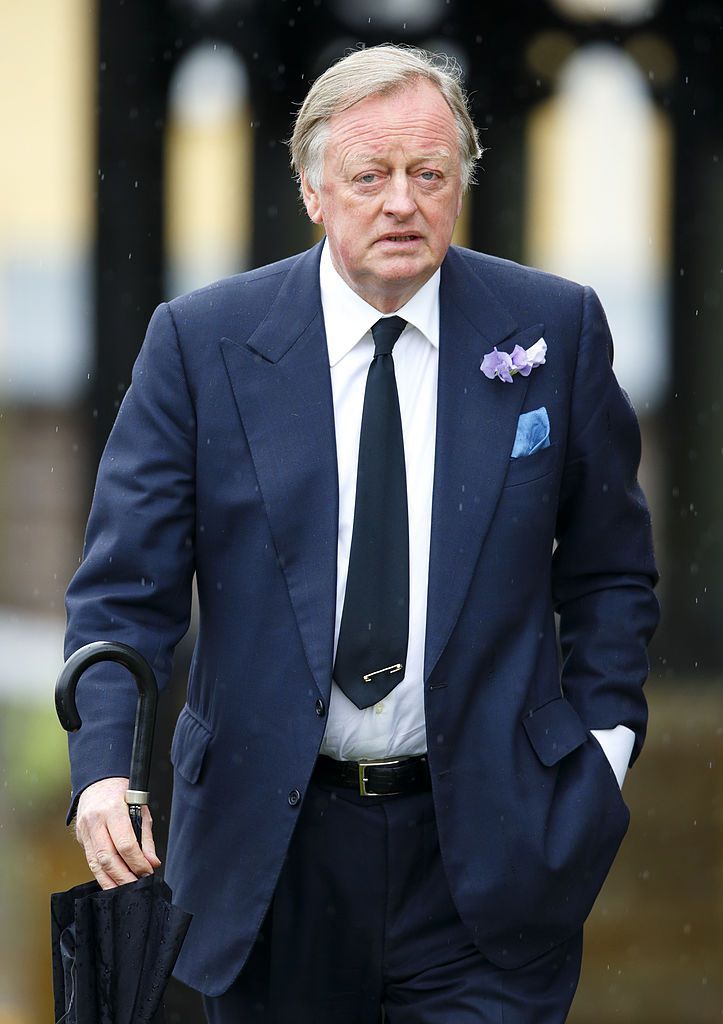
[504,442,558,488]
[522,695,588,766]
[170,704,213,784]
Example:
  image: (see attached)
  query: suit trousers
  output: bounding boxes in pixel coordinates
[202,776,583,1024]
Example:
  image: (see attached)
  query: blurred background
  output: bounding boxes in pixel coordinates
[0,0,721,1020]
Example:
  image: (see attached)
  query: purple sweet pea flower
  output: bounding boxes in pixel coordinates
[481,338,547,382]
[525,338,547,367]
[510,345,533,377]
[480,347,515,383]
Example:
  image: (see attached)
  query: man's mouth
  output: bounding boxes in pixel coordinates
[379,234,420,243]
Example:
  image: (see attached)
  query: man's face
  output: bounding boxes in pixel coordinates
[301,79,464,313]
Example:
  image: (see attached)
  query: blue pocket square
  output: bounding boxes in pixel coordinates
[511,407,550,459]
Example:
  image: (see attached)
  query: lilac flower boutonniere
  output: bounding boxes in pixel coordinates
[480,339,547,383]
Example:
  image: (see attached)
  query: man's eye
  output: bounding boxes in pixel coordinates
[358,173,379,184]
[418,171,438,181]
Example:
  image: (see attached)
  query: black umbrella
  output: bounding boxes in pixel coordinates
[52,641,192,1024]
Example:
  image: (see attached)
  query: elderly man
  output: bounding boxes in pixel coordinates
[65,44,659,1022]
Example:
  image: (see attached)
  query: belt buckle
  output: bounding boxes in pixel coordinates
[357,757,403,797]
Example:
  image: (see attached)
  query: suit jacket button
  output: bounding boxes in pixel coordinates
[315,698,326,717]
[288,789,301,806]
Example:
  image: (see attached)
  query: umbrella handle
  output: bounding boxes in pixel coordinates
[55,641,159,847]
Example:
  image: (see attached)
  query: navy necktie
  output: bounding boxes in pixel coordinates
[333,316,410,710]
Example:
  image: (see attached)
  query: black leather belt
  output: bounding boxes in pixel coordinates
[314,754,431,797]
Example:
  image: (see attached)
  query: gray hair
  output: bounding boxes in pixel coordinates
[290,44,482,193]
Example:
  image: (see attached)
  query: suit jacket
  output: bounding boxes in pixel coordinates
[64,242,659,996]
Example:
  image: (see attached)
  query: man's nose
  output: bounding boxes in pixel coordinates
[383,175,417,218]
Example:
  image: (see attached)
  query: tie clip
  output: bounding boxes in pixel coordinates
[363,663,403,683]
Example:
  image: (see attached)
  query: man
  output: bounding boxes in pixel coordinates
[64,44,659,1022]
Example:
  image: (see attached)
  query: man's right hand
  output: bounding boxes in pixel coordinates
[75,776,162,889]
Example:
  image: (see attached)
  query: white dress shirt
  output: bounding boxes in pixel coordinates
[317,241,634,786]
[319,241,437,761]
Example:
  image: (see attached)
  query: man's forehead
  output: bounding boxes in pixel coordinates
[328,100,458,161]
[342,147,455,168]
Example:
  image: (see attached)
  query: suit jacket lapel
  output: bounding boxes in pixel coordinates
[220,244,337,702]
[424,248,544,680]
[218,243,545,697]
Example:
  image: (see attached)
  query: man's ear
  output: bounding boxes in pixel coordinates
[300,169,323,225]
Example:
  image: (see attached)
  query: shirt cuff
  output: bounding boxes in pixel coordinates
[590,724,636,788]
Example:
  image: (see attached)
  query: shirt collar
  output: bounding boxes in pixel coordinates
[319,239,440,367]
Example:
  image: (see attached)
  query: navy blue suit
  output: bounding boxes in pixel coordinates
[65,242,658,998]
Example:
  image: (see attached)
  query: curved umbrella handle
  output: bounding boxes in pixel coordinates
[55,641,159,846]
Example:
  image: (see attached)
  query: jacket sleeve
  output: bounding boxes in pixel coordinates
[63,302,196,821]
[551,286,659,765]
